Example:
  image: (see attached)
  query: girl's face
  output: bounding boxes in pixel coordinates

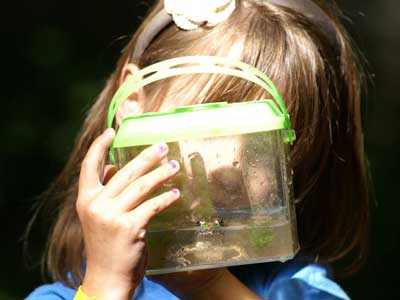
[116,62,274,210]
[179,135,276,209]
[116,116,274,212]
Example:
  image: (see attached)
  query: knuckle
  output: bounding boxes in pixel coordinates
[141,145,159,162]
[133,178,148,194]
[85,203,97,218]
[123,168,138,182]
[150,192,172,214]
[159,165,170,178]
[115,217,132,232]
[101,210,115,225]
[85,202,103,220]
[151,164,175,184]
[150,168,169,186]
[149,200,162,215]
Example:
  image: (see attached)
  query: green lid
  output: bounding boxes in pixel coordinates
[113,100,294,148]
[108,56,296,150]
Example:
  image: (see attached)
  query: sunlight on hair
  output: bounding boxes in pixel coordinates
[227,41,243,61]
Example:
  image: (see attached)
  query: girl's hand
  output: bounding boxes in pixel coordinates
[76,128,181,300]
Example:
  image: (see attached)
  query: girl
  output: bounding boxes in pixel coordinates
[26,0,369,299]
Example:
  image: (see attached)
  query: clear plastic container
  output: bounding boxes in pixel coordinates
[111,101,299,274]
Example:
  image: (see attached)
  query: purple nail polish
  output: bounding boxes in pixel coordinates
[158,144,168,153]
[170,188,179,195]
[168,160,178,169]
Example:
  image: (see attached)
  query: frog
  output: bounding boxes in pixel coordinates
[195,218,224,236]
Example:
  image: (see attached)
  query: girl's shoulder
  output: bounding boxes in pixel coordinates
[229,260,351,300]
[25,281,76,300]
[24,276,178,300]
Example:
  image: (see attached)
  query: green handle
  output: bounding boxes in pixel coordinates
[107,56,291,129]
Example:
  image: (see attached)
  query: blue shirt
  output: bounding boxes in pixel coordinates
[25,260,350,300]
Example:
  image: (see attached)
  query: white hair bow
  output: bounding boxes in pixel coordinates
[164,0,236,30]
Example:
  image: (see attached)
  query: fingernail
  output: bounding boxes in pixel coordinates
[168,160,179,169]
[156,143,168,154]
[170,188,180,196]
[104,128,115,137]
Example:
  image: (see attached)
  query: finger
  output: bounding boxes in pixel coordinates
[80,128,115,190]
[127,188,180,228]
[117,160,180,211]
[102,143,169,198]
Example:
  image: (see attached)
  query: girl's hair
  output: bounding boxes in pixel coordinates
[32,0,369,287]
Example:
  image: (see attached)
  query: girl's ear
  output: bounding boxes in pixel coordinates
[116,63,144,125]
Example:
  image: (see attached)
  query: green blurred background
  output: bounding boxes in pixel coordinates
[1,0,399,299]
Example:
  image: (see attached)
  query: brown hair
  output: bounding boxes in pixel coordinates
[31,0,369,287]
